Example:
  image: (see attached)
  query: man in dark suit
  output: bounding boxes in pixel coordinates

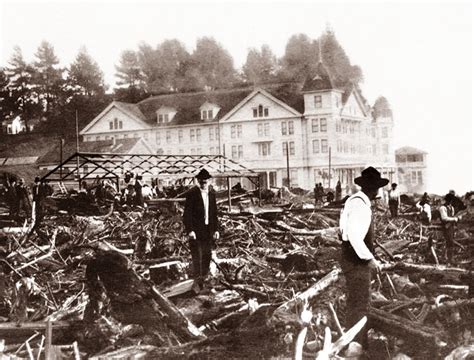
[183,169,219,291]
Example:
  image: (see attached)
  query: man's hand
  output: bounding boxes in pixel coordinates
[213,231,220,241]
[188,231,196,240]
[368,258,381,273]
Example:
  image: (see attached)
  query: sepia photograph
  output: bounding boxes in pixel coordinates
[0,0,472,358]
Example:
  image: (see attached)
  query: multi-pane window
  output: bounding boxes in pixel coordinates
[282,141,295,156]
[314,95,322,108]
[166,131,171,143]
[201,109,213,120]
[253,105,269,118]
[321,139,328,153]
[312,119,319,133]
[196,128,201,142]
[231,145,243,159]
[258,123,269,137]
[312,139,320,153]
[156,132,161,145]
[178,130,183,143]
[258,143,271,156]
[209,127,214,141]
[231,124,242,138]
[158,114,169,123]
[288,121,294,134]
[320,118,327,132]
[190,129,195,142]
[281,122,287,135]
[110,118,122,130]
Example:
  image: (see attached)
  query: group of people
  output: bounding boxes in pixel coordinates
[183,165,466,355]
[313,180,343,205]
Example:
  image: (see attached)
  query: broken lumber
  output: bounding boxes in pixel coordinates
[369,307,447,348]
[381,262,470,277]
[271,268,342,324]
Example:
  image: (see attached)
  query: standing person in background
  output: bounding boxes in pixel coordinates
[6,178,18,221]
[416,192,432,224]
[16,178,31,219]
[339,166,388,350]
[32,176,46,224]
[134,174,144,208]
[336,180,342,201]
[388,183,401,218]
[439,193,459,263]
[183,169,219,293]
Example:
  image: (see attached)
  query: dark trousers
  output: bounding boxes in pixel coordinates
[443,226,455,262]
[341,260,371,348]
[189,227,213,282]
[388,200,398,217]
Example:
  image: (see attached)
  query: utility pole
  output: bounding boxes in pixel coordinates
[75,110,81,189]
[328,146,332,189]
[286,142,290,188]
[59,138,64,180]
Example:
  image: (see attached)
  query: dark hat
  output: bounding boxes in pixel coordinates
[444,193,456,203]
[196,168,212,180]
[391,183,398,187]
[354,167,389,189]
[34,176,40,182]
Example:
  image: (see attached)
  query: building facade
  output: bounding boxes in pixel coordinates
[395,146,428,193]
[80,63,396,190]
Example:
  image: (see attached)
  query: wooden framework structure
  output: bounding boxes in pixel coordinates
[41,152,261,205]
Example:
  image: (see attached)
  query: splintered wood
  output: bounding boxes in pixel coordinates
[0,191,472,359]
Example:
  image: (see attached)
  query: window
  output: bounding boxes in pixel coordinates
[321,139,328,153]
[196,128,201,142]
[190,129,195,142]
[166,131,171,143]
[231,145,243,159]
[290,170,298,187]
[201,110,207,120]
[196,147,202,153]
[320,118,327,132]
[312,139,320,153]
[417,171,423,185]
[383,144,389,154]
[156,132,161,145]
[288,121,294,135]
[164,114,169,122]
[258,143,271,156]
[337,140,342,153]
[178,130,183,143]
[119,120,123,129]
[232,145,237,159]
[411,171,417,185]
[208,109,213,119]
[264,123,269,136]
[114,118,118,129]
[314,95,322,108]
[254,105,269,118]
[343,122,347,134]
[371,128,376,138]
[336,121,341,133]
[231,124,242,138]
[282,141,295,156]
[209,127,214,141]
[109,122,113,130]
[281,122,287,135]
[158,114,164,123]
[95,136,100,141]
[312,119,319,133]
[382,127,388,138]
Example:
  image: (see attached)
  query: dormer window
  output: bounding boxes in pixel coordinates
[314,96,322,108]
[253,104,269,118]
[158,114,169,124]
[201,109,213,120]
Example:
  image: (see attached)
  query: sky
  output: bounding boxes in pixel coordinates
[0,1,472,194]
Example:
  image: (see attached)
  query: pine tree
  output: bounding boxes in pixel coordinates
[280,34,317,81]
[68,46,106,97]
[243,45,278,84]
[33,41,65,115]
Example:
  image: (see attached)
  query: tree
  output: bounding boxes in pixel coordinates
[280,34,317,81]
[68,46,106,97]
[318,28,363,86]
[0,67,16,124]
[115,50,144,89]
[192,37,236,90]
[373,96,392,118]
[243,45,278,84]
[32,41,65,115]
[5,46,41,131]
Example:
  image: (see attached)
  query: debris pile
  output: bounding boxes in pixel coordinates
[0,193,472,359]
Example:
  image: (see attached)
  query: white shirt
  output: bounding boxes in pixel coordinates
[339,191,374,261]
[200,189,209,225]
[388,189,400,201]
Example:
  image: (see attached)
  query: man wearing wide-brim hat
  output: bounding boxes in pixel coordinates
[339,166,388,349]
[183,168,220,293]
